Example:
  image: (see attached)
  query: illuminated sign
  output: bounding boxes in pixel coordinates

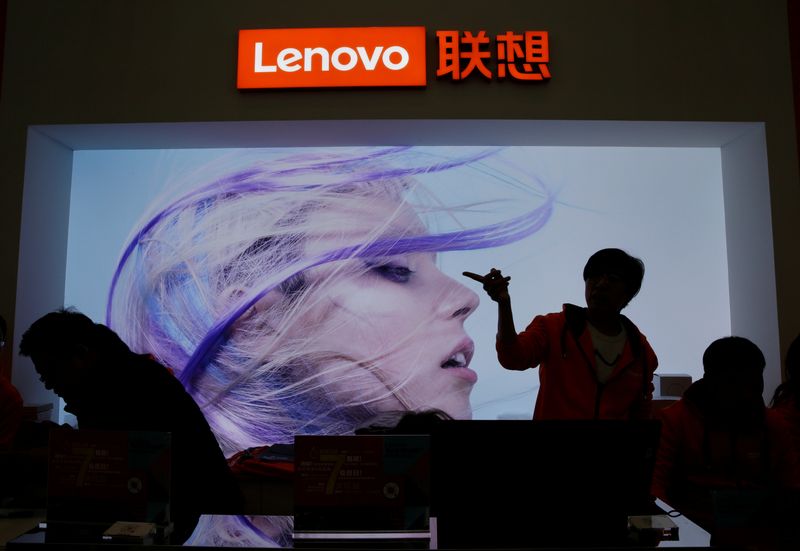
[237,27,427,89]
[237,27,551,89]
[436,30,550,81]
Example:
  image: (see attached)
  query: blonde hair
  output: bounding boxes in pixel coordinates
[108,148,554,455]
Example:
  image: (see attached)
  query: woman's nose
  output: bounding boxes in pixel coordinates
[438,280,480,320]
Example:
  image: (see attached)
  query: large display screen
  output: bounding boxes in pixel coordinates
[64,146,729,448]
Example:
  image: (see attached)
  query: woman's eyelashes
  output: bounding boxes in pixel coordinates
[365,260,414,283]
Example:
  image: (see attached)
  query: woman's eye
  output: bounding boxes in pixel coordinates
[369,263,414,283]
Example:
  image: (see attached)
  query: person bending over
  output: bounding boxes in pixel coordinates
[19,309,242,543]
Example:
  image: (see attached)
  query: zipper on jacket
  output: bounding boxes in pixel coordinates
[594,382,605,420]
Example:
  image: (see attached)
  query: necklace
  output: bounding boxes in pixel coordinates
[595,351,621,367]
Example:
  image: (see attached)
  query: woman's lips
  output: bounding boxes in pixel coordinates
[440,338,478,384]
[447,366,479,384]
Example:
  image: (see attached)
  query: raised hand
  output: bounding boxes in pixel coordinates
[463,268,511,303]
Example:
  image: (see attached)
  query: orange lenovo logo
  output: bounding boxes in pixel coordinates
[238,27,427,89]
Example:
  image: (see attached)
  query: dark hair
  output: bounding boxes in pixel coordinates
[354,409,453,435]
[771,333,800,407]
[582,248,645,303]
[786,334,800,381]
[0,314,7,346]
[702,336,765,378]
[19,308,132,360]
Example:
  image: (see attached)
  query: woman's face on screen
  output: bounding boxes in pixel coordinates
[284,196,481,419]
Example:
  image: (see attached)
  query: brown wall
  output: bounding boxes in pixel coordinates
[790,0,800,177]
[1,0,799,374]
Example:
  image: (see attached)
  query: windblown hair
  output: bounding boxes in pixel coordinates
[107,147,553,455]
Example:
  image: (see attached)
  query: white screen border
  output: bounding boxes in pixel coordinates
[13,120,778,422]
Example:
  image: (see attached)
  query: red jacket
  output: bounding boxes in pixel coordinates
[496,304,657,420]
[771,395,800,458]
[652,380,800,529]
[0,375,23,449]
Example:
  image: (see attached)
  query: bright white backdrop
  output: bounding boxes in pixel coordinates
[65,145,728,420]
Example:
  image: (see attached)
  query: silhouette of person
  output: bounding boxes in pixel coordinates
[771,334,800,449]
[355,409,453,435]
[0,314,25,508]
[464,248,657,419]
[652,337,800,538]
[19,309,243,543]
[0,314,23,450]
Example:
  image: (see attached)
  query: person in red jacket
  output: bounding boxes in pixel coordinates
[652,337,800,539]
[0,315,23,450]
[465,248,657,420]
[770,334,799,453]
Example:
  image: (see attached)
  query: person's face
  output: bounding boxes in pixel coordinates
[32,349,93,405]
[277,197,481,419]
[707,369,765,417]
[584,271,630,315]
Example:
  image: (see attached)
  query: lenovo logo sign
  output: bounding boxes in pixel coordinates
[238,27,427,88]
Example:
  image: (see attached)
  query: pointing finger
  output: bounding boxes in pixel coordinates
[462,271,486,283]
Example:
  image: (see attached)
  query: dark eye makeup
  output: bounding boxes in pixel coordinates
[365,260,414,283]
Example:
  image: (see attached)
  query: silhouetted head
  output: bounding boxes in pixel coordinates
[19,309,131,404]
[583,248,644,313]
[785,334,800,383]
[702,336,765,418]
[0,314,7,351]
[772,334,800,407]
[355,409,453,435]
